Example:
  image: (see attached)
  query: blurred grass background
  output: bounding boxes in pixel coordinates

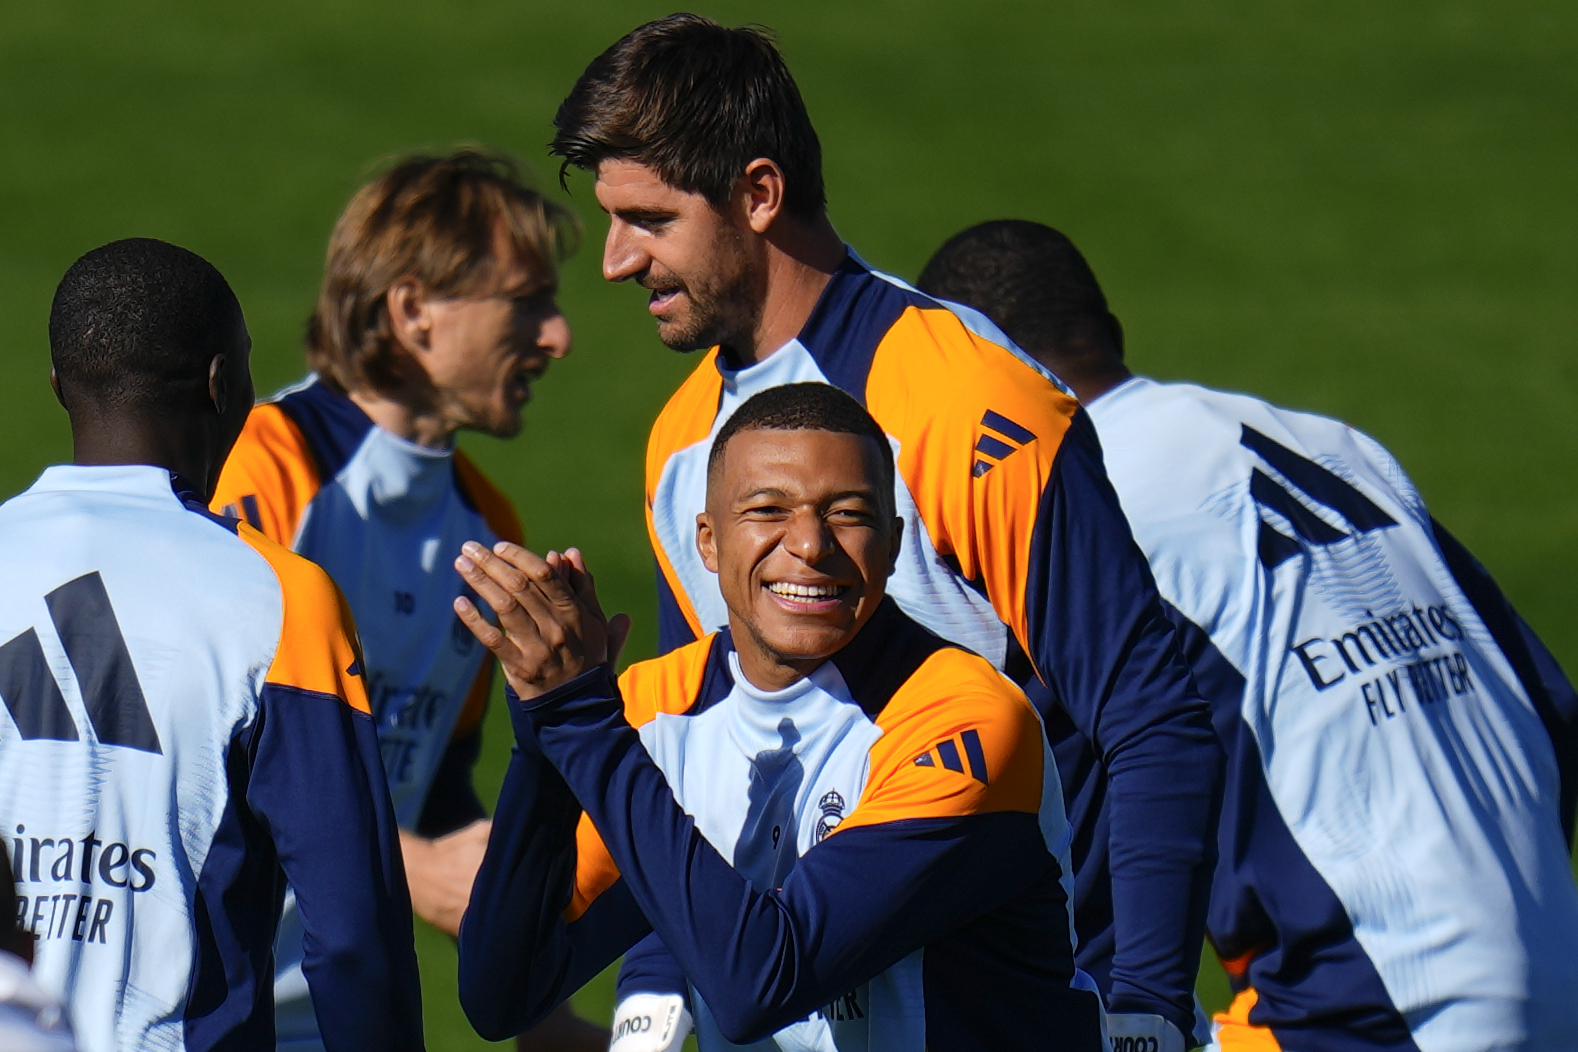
[1,0,1574,1045]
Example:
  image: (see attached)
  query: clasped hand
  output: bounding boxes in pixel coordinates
[453,541,632,700]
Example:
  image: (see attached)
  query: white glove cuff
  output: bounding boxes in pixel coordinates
[610,992,693,1052]
[1106,1011,1187,1052]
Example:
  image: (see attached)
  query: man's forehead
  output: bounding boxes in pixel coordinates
[716,428,885,494]
[594,159,695,204]
[486,223,554,296]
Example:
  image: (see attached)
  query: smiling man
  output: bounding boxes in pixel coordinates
[454,382,1104,1051]
[547,14,1221,1051]
[211,149,599,1052]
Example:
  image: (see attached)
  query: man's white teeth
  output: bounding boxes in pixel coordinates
[768,582,841,599]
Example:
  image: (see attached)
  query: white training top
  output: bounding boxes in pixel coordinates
[1087,377,1578,1051]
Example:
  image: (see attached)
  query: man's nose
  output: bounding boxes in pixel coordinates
[783,510,836,564]
[538,311,572,359]
[603,220,647,284]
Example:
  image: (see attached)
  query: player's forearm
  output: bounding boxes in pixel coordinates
[519,669,1046,1044]
[249,686,425,1050]
[1103,724,1220,1029]
[1028,419,1224,1031]
[618,931,691,1002]
[458,726,613,1040]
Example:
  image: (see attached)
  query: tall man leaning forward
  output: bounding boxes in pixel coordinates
[546,15,1224,1050]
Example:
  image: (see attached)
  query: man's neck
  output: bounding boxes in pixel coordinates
[1068,366,1134,405]
[348,389,455,449]
[729,215,846,367]
[731,621,825,693]
[70,415,218,500]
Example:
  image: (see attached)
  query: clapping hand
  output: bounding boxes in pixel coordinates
[453,541,632,701]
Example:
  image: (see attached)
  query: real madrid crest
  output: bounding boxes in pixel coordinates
[814,789,846,843]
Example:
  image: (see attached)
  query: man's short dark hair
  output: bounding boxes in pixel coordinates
[917,220,1120,368]
[50,238,240,410]
[709,383,895,499]
[552,13,827,220]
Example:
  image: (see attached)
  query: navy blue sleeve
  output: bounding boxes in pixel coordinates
[504,670,1061,1046]
[246,684,424,1052]
[656,561,699,656]
[415,725,487,837]
[1026,409,1224,1031]
[1430,517,1578,843]
[457,694,651,1040]
[618,932,691,1003]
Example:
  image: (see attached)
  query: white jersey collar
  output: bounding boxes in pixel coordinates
[30,464,184,503]
[338,426,454,516]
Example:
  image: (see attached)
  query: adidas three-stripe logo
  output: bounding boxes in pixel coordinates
[1242,425,1398,570]
[973,411,1037,478]
[0,572,162,754]
[914,729,989,784]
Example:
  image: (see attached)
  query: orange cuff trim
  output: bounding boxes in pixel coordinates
[1213,989,1283,1052]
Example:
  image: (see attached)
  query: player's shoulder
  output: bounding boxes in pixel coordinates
[239,522,369,711]
[847,268,1081,448]
[833,601,1040,755]
[264,375,376,478]
[842,638,1047,825]
[617,632,727,728]
[453,449,524,545]
[646,349,725,486]
[884,644,1039,742]
[235,520,344,615]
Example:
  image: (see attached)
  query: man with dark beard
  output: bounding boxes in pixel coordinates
[543,14,1224,1052]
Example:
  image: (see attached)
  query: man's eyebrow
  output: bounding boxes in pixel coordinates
[823,489,882,505]
[737,487,793,503]
[732,487,881,506]
[614,206,680,223]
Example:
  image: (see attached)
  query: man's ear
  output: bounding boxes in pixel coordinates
[1107,312,1126,361]
[207,355,228,415]
[740,158,787,235]
[696,512,720,574]
[387,279,434,355]
[49,368,66,410]
[888,514,904,574]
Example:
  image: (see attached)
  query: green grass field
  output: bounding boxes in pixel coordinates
[2,0,1575,1046]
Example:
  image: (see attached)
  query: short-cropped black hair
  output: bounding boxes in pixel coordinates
[552,13,827,220]
[917,220,1117,367]
[50,238,240,410]
[708,382,895,500]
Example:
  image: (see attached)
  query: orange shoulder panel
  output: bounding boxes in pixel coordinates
[568,812,620,922]
[616,635,715,730]
[863,307,1079,662]
[643,351,723,642]
[835,647,1044,833]
[211,403,322,546]
[454,449,525,545]
[240,523,371,715]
